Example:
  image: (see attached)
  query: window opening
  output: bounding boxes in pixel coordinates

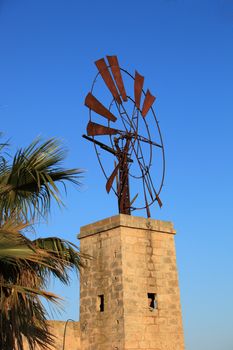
[147,293,157,309]
[98,294,104,312]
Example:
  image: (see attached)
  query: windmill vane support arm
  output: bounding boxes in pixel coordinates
[82,134,133,162]
[82,134,117,156]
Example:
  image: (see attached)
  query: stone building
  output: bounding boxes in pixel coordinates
[79,214,184,350]
[27,214,185,350]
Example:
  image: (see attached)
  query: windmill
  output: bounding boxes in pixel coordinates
[83,56,165,218]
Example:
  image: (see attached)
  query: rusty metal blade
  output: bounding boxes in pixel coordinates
[156,194,162,208]
[106,163,120,193]
[141,90,156,117]
[107,55,127,102]
[87,121,119,136]
[134,71,144,109]
[114,160,119,190]
[95,58,121,104]
[130,193,138,206]
[85,93,117,122]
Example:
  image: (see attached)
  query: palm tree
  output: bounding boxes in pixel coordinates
[0,137,84,350]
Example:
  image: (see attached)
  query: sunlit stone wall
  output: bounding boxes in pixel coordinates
[79,214,185,350]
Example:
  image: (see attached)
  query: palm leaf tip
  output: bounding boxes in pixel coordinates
[33,237,85,284]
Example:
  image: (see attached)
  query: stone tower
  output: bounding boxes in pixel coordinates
[79,214,185,350]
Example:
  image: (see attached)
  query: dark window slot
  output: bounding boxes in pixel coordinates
[98,294,104,312]
[147,293,157,309]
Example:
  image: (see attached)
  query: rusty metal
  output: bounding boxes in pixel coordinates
[146,198,151,218]
[85,93,117,122]
[106,163,119,193]
[83,55,165,218]
[141,90,156,118]
[87,121,119,136]
[116,138,131,215]
[83,134,133,163]
[134,71,144,109]
[156,194,162,208]
[95,58,122,104]
[107,55,128,101]
[82,134,117,156]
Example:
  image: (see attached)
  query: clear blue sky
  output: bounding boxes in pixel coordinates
[1,1,233,349]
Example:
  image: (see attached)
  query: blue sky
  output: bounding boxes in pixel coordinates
[0,1,233,349]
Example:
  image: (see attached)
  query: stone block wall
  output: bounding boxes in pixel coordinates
[120,216,184,350]
[79,223,125,350]
[79,214,185,350]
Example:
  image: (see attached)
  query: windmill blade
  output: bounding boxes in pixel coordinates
[156,194,163,208]
[87,121,120,136]
[107,55,127,101]
[106,162,120,193]
[95,58,122,104]
[85,93,117,122]
[141,90,156,117]
[134,71,144,109]
[114,160,119,190]
[130,193,138,206]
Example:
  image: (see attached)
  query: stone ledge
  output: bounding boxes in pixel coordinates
[47,320,80,333]
[78,214,176,239]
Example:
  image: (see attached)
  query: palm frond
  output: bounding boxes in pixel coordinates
[34,237,84,285]
[0,137,84,222]
[0,221,61,350]
[0,136,85,349]
[0,284,55,350]
[0,220,48,264]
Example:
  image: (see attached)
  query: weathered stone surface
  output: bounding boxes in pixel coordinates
[79,214,185,350]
